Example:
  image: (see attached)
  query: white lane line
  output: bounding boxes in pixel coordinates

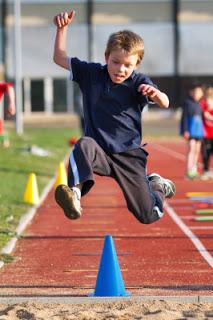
[152,142,213,268]
[0,176,56,267]
[151,143,186,161]
[0,153,70,269]
[165,204,213,268]
[152,142,212,170]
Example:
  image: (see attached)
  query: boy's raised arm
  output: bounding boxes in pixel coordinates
[53,11,75,70]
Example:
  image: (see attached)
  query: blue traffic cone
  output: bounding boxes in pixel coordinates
[92,235,131,297]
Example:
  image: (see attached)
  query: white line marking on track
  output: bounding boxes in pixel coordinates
[152,142,213,169]
[0,154,71,269]
[151,143,186,161]
[165,202,213,268]
[0,176,55,262]
[152,142,213,268]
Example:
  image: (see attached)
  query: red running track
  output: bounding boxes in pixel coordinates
[0,139,213,297]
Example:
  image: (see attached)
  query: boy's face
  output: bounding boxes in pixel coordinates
[105,49,139,84]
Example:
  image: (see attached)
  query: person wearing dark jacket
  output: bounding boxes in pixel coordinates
[180,83,204,179]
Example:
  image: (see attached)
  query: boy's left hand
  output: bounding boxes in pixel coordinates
[138,84,158,99]
[53,10,75,28]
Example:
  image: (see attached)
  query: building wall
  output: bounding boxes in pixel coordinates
[3,0,213,111]
[179,0,213,75]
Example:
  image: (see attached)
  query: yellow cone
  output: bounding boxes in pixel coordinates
[54,162,67,188]
[23,173,40,205]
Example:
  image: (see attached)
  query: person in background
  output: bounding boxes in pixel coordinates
[180,82,204,179]
[200,86,213,180]
[0,81,16,147]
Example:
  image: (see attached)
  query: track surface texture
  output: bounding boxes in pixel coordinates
[0,139,213,298]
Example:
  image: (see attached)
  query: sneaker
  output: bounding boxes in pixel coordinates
[187,168,199,179]
[148,173,176,198]
[201,171,213,181]
[55,184,82,219]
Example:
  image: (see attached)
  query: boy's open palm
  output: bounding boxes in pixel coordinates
[138,84,158,99]
[138,84,169,108]
[53,10,75,28]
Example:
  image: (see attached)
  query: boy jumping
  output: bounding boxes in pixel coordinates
[53,10,176,224]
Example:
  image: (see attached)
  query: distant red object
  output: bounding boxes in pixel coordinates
[0,119,4,135]
[196,202,211,209]
[69,137,78,146]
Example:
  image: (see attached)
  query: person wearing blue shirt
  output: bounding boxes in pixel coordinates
[53,10,176,224]
[180,82,204,179]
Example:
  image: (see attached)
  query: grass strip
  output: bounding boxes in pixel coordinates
[196,209,213,215]
[194,216,213,221]
[0,126,80,251]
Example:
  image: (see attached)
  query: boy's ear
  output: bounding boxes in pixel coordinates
[134,60,141,70]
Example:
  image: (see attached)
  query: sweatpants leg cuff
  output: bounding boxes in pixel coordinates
[152,192,164,218]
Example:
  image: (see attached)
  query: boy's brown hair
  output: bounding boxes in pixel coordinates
[105,30,144,65]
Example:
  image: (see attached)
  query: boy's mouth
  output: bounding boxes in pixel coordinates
[114,74,125,80]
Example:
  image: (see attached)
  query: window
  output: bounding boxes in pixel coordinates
[31,79,44,112]
[53,79,67,112]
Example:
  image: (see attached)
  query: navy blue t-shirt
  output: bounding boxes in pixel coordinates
[70,57,155,153]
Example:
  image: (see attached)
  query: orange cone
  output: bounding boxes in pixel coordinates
[23,173,39,205]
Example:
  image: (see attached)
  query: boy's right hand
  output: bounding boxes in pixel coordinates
[53,10,75,28]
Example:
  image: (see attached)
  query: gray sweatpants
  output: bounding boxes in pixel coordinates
[68,136,165,224]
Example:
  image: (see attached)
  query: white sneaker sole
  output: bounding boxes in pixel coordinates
[55,184,81,220]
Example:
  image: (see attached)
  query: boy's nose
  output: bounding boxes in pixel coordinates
[118,64,125,72]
